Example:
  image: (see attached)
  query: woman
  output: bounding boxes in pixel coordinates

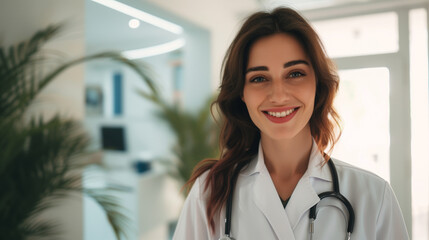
[173,7,409,240]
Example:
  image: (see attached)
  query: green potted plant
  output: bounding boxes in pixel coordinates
[138,88,221,192]
[0,24,157,240]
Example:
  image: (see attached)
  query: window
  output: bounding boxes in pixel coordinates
[332,68,390,181]
[312,12,398,58]
[311,5,429,239]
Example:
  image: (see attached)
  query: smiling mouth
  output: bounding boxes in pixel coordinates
[263,107,298,118]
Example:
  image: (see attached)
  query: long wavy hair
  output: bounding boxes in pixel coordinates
[185,7,341,232]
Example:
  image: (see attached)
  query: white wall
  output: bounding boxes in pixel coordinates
[146,0,260,91]
[1,0,86,120]
[83,51,183,240]
[0,0,85,239]
[82,0,215,238]
[83,52,177,156]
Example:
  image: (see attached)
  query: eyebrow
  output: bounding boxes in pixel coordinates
[246,59,310,74]
[284,60,310,68]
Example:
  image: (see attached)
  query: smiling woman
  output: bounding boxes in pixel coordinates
[173,7,409,240]
[243,33,316,144]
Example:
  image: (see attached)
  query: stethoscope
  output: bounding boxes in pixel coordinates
[219,159,355,240]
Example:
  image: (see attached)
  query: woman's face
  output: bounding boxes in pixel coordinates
[242,33,316,141]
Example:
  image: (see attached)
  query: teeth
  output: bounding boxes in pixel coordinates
[267,108,295,118]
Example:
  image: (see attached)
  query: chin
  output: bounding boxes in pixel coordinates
[264,130,301,141]
[262,123,311,142]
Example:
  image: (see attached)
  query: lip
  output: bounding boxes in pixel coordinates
[262,106,299,112]
[262,107,299,124]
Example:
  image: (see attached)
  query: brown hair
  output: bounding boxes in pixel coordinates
[186,7,341,232]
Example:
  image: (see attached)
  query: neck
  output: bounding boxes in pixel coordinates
[261,125,313,180]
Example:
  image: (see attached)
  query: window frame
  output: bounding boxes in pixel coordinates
[302,1,429,238]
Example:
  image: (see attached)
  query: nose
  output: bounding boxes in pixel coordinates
[268,79,290,104]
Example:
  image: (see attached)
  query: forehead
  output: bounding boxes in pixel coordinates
[247,33,309,67]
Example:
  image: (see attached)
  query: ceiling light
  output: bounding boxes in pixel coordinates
[128,19,140,29]
[122,38,186,59]
[92,0,183,34]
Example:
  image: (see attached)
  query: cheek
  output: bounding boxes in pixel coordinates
[242,88,255,107]
[297,83,317,110]
[307,89,316,105]
[242,90,251,111]
[304,80,317,102]
[242,89,262,119]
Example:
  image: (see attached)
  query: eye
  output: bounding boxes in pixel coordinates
[249,76,267,83]
[288,71,306,78]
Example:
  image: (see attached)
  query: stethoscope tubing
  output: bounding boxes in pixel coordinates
[221,158,355,240]
[309,160,355,234]
[225,161,247,237]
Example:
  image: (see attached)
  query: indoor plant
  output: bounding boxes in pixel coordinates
[0,24,157,239]
[138,88,221,192]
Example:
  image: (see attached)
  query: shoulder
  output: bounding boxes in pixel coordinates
[173,171,214,239]
[187,170,211,202]
[332,158,388,187]
[331,158,390,209]
[331,160,409,238]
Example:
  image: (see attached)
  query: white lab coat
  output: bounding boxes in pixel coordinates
[173,141,409,240]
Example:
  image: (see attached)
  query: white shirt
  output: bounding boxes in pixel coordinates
[173,141,409,240]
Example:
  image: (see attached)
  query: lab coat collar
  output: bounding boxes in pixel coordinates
[240,139,332,182]
[252,148,296,239]
[242,139,333,235]
[288,139,333,229]
[303,139,332,182]
[239,143,264,176]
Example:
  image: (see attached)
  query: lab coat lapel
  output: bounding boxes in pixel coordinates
[285,175,320,230]
[253,167,296,240]
[247,140,331,238]
[286,141,332,230]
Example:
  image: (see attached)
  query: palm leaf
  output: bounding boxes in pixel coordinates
[137,89,220,187]
[0,25,61,119]
[0,23,158,239]
[0,25,157,121]
[17,219,60,240]
[0,116,87,239]
[83,187,131,240]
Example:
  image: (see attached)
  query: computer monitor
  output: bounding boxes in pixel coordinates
[100,126,127,152]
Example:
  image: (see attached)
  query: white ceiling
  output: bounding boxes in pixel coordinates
[85,0,178,54]
[85,0,407,55]
[259,0,373,10]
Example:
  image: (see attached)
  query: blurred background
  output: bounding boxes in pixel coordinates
[1,0,428,239]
